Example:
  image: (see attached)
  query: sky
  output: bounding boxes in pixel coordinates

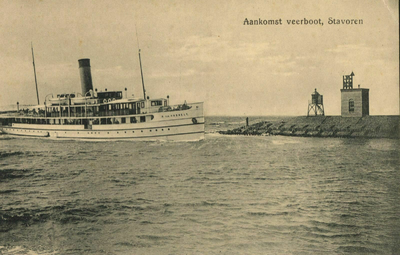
[0,0,398,116]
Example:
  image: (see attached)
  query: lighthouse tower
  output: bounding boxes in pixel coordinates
[307,88,324,116]
[340,72,369,117]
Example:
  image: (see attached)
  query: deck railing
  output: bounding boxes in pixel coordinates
[3,102,201,119]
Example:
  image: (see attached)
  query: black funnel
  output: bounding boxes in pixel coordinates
[78,59,93,95]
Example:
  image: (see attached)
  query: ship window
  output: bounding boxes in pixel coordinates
[349,99,354,112]
[140,116,145,122]
[132,131,134,133]
[121,118,126,124]
[141,102,145,108]
[151,100,162,106]
[130,117,137,123]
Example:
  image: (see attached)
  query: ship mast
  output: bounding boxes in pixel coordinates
[138,49,146,100]
[136,27,146,100]
[31,42,40,105]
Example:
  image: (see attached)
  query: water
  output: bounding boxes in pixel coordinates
[0,116,399,254]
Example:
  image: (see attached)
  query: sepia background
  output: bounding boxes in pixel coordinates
[0,0,398,116]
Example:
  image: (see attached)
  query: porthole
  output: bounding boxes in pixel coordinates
[124,131,126,133]
[107,132,109,134]
[132,131,134,133]
[168,128,170,130]
[162,129,164,131]
[155,129,157,131]
[150,130,152,132]
[117,132,119,134]
[141,130,143,133]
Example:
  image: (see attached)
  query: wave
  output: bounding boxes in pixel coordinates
[309,220,359,230]
[0,246,57,255]
[0,151,24,158]
[247,211,291,216]
[0,202,121,227]
[0,136,15,141]
[0,151,43,160]
[184,201,231,207]
[0,169,32,182]
[0,208,51,226]
[336,245,379,253]
[0,189,18,194]
[137,235,175,241]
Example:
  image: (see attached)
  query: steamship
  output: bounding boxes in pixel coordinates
[0,58,204,141]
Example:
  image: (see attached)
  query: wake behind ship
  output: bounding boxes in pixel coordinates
[0,57,204,141]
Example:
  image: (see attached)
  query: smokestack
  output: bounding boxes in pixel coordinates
[78,59,93,95]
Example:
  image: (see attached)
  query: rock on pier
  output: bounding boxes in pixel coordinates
[219,116,399,139]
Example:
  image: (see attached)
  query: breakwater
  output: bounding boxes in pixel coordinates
[219,115,400,139]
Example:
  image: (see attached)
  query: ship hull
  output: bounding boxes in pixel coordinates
[2,121,204,141]
[1,103,205,141]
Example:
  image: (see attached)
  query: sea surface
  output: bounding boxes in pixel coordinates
[0,116,399,254]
